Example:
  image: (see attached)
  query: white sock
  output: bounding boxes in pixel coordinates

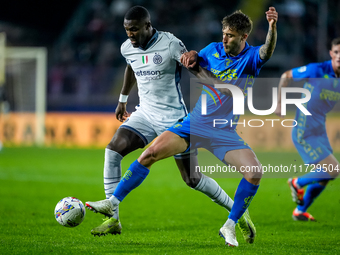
[104,148,123,220]
[294,208,303,214]
[109,195,121,207]
[194,176,234,212]
[224,218,236,228]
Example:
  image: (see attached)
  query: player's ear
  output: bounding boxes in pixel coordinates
[241,33,248,42]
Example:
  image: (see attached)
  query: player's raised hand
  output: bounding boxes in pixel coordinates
[115,102,129,122]
[266,7,278,27]
[180,51,198,68]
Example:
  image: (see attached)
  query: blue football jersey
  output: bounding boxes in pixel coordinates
[292,60,340,137]
[191,42,267,129]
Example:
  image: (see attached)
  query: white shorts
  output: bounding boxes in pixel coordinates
[119,108,193,159]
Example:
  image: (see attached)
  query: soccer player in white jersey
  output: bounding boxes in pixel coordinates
[88,6,255,242]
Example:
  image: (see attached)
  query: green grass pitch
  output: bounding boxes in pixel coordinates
[1,147,339,254]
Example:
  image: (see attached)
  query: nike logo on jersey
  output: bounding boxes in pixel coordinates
[130,59,137,63]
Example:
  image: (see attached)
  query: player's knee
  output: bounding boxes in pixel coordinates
[318,180,329,186]
[325,160,340,179]
[139,146,158,167]
[329,170,339,179]
[106,139,127,154]
[243,166,263,185]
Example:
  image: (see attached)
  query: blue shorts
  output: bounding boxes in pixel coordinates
[167,114,251,162]
[292,127,333,164]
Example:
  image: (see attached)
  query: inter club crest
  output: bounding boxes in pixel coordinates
[153,53,162,64]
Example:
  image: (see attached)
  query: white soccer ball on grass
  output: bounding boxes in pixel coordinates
[54,197,86,227]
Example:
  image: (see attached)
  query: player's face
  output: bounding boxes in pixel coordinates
[124,19,150,48]
[222,27,247,56]
[330,44,340,71]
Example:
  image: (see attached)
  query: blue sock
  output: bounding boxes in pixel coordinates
[113,160,150,202]
[229,178,259,223]
[297,169,332,187]
[297,182,325,212]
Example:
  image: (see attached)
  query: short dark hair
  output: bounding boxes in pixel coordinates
[221,10,253,35]
[331,37,340,48]
[124,6,150,21]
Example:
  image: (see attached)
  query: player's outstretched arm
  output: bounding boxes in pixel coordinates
[259,6,278,61]
[275,69,293,117]
[115,64,136,122]
[180,51,235,96]
[180,50,198,69]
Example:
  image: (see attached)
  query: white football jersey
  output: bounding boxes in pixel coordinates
[121,30,188,127]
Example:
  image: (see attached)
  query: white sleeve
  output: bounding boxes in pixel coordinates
[120,42,129,64]
[169,36,188,63]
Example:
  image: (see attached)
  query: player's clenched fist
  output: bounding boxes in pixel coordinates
[115,103,128,122]
[180,50,198,69]
[266,7,278,26]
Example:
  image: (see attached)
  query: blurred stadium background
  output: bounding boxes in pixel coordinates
[0,0,340,149]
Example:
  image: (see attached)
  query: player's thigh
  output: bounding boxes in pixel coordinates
[292,130,333,166]
[141,114,192,165]
[208,128,262,182]
[224,149,262,184]
[107,128,145,156]
[139,131,189,167]
[108,110,158,155]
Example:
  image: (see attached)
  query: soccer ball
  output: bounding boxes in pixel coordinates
[54,197,86,227]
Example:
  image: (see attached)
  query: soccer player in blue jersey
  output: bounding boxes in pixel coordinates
[87,7,278,247]
[275,37,340,221]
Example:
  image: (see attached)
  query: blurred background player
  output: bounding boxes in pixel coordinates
[275,37,340,221]
[89,5,255,240]
[87,7,278,247]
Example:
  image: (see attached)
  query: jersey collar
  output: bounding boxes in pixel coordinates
[139,29,159,51]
